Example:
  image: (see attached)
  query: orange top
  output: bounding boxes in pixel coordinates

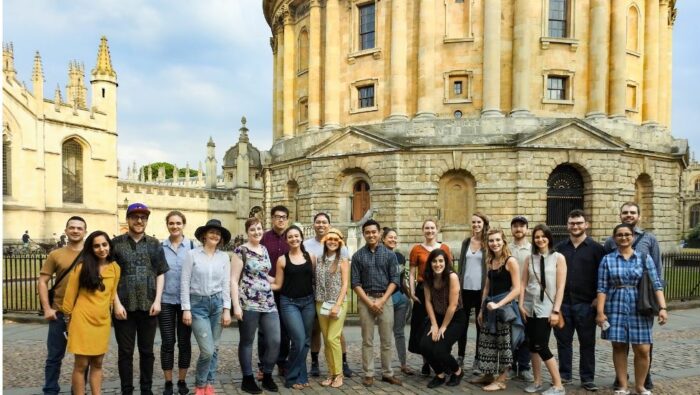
[409,243,453,283]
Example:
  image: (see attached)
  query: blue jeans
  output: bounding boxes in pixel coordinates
[280,294,316,387]
[190,293,223,387]
[239,310,280,376]
[554,302,596,383]
[43,312,67,395]
[392,295,410,365]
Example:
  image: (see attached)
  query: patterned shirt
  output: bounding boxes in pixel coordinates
[351,243,400,294]
[161,237,196,305]
[261,229,288,278]
[235,246,277,313]
[315,254,346,303]
[112,234,169,312]
[604,227,662,279]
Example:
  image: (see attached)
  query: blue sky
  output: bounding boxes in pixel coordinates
[3,0,699,176]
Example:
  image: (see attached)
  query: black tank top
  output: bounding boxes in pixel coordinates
[281,252,314,298]
[488,260,513,296]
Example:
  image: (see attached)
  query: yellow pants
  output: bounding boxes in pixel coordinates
[316,301,348,376]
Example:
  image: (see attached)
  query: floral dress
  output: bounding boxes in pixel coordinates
[597,250,663,344]
[235,246,276,313]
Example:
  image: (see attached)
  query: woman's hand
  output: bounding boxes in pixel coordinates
[182,310,192,326]
[519,306,528,323]
[486,301,499,311]
[477,311,483,327]
[222,309,232,327]
[437,326,447,340]
[330,304,340,319]
[411,292,421,304]
[233,307,243,321]
[428,324,440,342]
[658,309,668,325]
[113,303,127,320]
[595,312,607,327]
[548,313,560,327]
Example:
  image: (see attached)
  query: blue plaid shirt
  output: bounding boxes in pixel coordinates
[351,243,400,294]
[604,227,662,280]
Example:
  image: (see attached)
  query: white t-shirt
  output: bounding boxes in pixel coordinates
[304,237,349,260]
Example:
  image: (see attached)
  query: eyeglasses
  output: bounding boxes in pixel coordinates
[273,215,288,220]
[615,233,634,238]
[567,221,585,226]
[129,215,149,222]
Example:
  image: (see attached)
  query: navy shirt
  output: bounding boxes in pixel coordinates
[555,236,605,305]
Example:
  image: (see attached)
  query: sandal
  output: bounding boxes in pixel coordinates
[400,366,415,376]
[331,375,343,388]
[483,381,507,392]
[291,383,305,390]
[302,382,311,388]
[320,377,333,387]
[613,391,630,395]
[468,374,494,385]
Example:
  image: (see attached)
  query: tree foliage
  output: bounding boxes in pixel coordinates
[139,162,199,179]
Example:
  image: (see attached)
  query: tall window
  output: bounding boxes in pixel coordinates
[359,3,376,50]
[627,6,640,52]
[547,76,567,100]
[695,179,700,193]
[548,0,568,38]
[2,138,10,196]
[691,204,700,229]
[352,180,370,221]
[62,139,83,203]
[298,29,309,72]
[358,85,375,108]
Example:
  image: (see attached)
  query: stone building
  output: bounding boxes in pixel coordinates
[262,0,688,249]
[681,155,700,235]
[3,38,264,242]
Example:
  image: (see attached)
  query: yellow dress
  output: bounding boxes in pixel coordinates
[63,262,121,355]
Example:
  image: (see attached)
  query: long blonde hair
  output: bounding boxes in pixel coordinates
[486,228,512,269]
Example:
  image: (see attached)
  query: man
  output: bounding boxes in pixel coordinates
[508,216,534,382]
[22,230,30,250]
[112,203,169,395]
[303,212,353,378]
[259,205,291,376]
[351,219,402,387]
[38,216,87,395]
[603,202,662,391]
[554,209,605,392]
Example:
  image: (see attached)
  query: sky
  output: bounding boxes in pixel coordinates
[3,0,699,177]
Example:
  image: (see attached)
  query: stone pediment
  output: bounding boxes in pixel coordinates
[517,120,628,151]
[307,127,402,159]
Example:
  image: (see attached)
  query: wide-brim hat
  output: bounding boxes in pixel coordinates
[321,228,345,246]
[194,219,231,246]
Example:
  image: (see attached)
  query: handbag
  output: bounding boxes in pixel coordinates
[636,252,660,316]
[319,301,341,316]
[48,253,82,307]
[530,255,565,330]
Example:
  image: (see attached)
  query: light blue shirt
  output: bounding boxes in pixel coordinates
[180,247,231,310]
[161,237,195,305]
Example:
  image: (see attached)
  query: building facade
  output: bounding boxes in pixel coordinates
[681,156,700,235]
[263,0,688,248]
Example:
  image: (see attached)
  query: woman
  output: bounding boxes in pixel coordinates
[457,212,489,372]
[408,219,453,376]
[231,217,280,394]
[419,249,466,388]
[181,219,232,395]
[518,224,566,395]
[63,230,122,395]
[382,227,413,375]
[314,228,350,388]
[271,225,317,389]
[160,211,194,395]
[470,228,522,392]
[596,223,667,395]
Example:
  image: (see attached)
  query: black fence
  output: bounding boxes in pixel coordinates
[3,250,700,314]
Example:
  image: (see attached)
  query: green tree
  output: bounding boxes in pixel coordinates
[139,162,199,179]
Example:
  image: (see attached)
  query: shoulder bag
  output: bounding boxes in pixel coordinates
[530,254,565,330]
[636,252,660,316]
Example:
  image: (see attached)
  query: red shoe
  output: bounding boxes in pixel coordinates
[194,387,206,395]
[204,384,215,395]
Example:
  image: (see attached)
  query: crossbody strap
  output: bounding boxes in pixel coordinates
[50,252,82,291]
[530,254,557,305]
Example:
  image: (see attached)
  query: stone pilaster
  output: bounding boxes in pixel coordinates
[308,0,322,130]
[510,0,532,117]
[282,6,295,138]
[388,0,408,121]
[324,0,341,129]
[586,0,610,119]
[609,0,627,119]
[482,0,502,117]
[642,0,660,125]
[415,0,436,119]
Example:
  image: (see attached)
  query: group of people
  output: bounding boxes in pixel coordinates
[38,201,667,395]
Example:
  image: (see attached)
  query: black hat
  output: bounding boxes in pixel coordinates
[194,219,231,246]
[511,215,529,226]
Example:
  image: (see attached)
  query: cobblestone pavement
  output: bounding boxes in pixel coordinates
[4,307,700,394]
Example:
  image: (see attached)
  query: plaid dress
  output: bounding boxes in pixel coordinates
[597,250,663,344]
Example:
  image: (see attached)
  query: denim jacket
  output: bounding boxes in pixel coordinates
[482,291,525,353]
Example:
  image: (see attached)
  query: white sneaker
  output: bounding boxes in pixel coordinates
[524,383,543,393]
[542,386,566,395]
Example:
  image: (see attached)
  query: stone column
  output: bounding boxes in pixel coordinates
[658,0,670,128]
[642,0,659,125]
[282,7,295,138]
[609,0,627,120]
[510,0,531,117]
[324,0,341,129]
[482,0,502,117]
[388,0,408,121]
[308,0,322,130]
[586,0,610,118]
[275,27,284,139]
[415,0,436,119]
[271,35,279,140]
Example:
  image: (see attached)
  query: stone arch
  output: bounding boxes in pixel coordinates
[635,173,654,230]
[3,123,11,196]
[546,163,588,242]
[339,168,371,223]
[438,169,476,241]
[626,4,640,52]
[62,137,84,203]
[691,204,700,229]
[286,180,300,222]
[297,27,309,72]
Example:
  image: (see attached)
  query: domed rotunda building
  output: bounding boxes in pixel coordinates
[262,0,686,247]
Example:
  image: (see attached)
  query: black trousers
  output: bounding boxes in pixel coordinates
[419,309,467,375]
[408,283,427,354]
[159,303,192,371]
[114,310,158,394]
[457,289,482,358]
[258,291,290,368]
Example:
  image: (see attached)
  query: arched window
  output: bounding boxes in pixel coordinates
[691,204,700,229]
[438,170,476,242]
[547,164,584,243]
[627,5,640,52]
[62,139,83,203]
[352,180,370,222]
[3,133,11,196]
[298,28,309,72]
[695,178,700,192]
[635,173,654,230]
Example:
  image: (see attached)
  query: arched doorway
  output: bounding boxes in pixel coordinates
[547,164,584,243]
[352,180,370,222]
[438,170,476,242]
[635,173,654,231]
